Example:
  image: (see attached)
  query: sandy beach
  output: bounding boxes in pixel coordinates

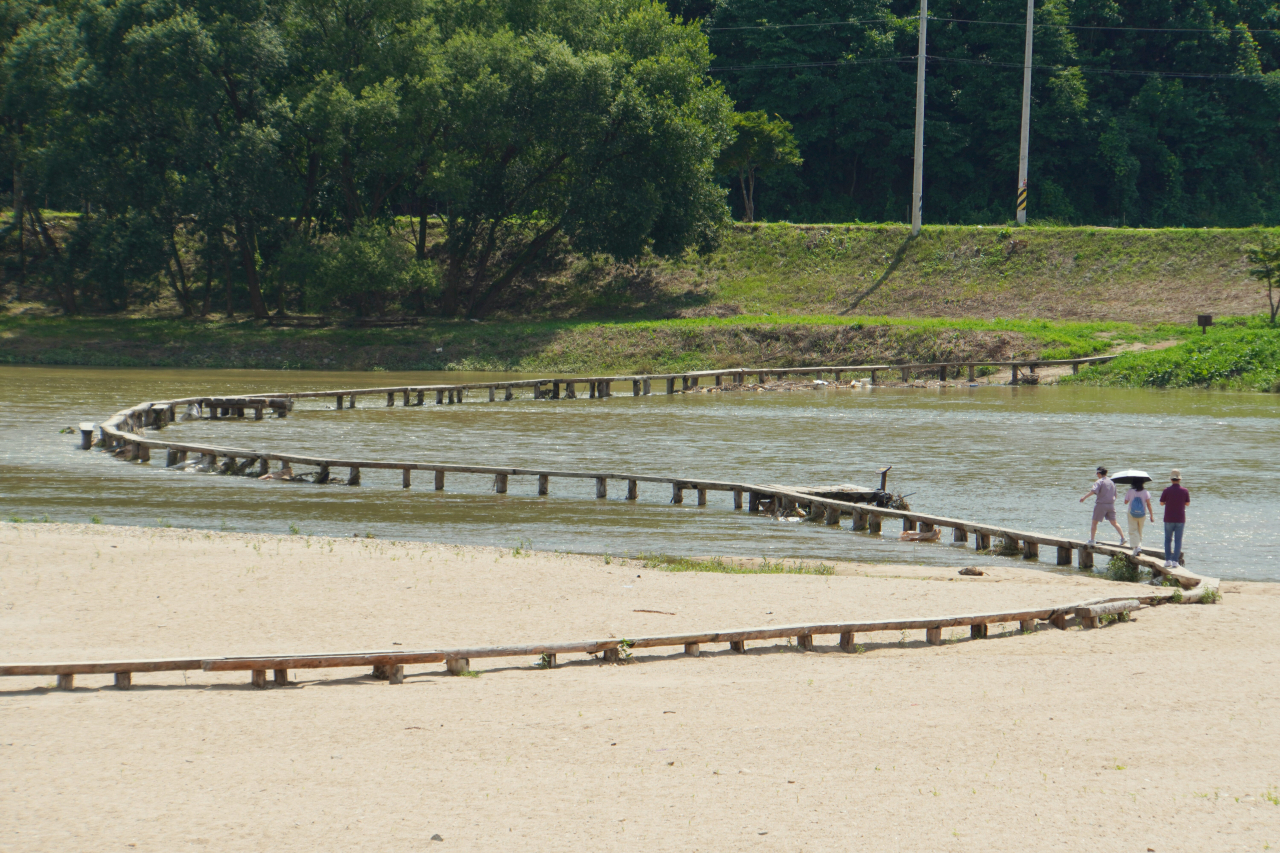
[2,521,1278,851]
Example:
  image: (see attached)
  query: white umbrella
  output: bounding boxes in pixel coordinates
[1110,469,1151,485]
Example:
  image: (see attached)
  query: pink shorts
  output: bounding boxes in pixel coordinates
[1092,504,1116,523]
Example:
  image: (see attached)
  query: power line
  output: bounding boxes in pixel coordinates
[708,53,1266,80]
[708,56,914,72]
[706,16,1280,35]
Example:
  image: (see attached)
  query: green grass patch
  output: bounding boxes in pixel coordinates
[1067,316,1280,392]
[639,553,835,575]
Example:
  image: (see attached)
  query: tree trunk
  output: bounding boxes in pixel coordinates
[738,167,751,223]
[467,221,563,319]
[166,230,193,316]
[222,241,235,319]
[413,200,429,316]
[231,218,269,318]
[13,157,25,287]
[340,151,360,231]
[30,204,75,314]
[200,251,213,317]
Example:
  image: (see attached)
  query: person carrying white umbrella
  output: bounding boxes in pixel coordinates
[1112,470,1155,557]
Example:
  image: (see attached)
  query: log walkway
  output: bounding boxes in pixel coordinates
[3,597,1147,690]
[84,381,1210,593]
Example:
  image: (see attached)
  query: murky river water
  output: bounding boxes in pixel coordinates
[1,366,1277,581]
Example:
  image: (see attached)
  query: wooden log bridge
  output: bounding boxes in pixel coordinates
[90,407,1212,594]
[0,596,1150,691]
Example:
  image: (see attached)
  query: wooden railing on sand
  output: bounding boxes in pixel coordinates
[3,598,1148,691]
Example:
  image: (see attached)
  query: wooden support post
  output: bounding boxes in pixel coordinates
[533,384,542,400]
[1011,365,1020,385]
[404,390,411,406]
[681,376,689,391]
[251,405,262,421]
[274,669,289,686]
[57,674,74,690]
[371,665,389,680]
[348,467,361,487]
[901,367,910,382]
[952,527,968,543]
[1072,363,1080,375]
[1077,547,1094,570]
[235,407,245,418]
[748,491,760,512]
[80,424,96,449]
[251,669,267,689]
[869,369,878,385]
[1019,619,1035,633]
[137,444,150,462]
[715,374,722,387]
[1022,540,1039,560]
[903,517,917,532]
[940,366,947,381]
[666,378,676,394]
[672,484,684,504]
[851,510,867,531]
[730,640,747,653]
[446,658,470,676]
[1081,614,1099,630]
[684,643,700,657]
[697,488,707,506]
[505,387,514,401]
[542,653,557,668]
[796,634,814,651]
[688,377,698,390]
[489,387,496,402]
[434,470,445,491]
[839,631,856,652]
[925,627,943,646]
[447,389,455,404]
[602,381,611,397]
[416,391,425,405]
[402,468,411,489]
[538,474,549,496]
[974,531,990,550]
[642,379,651,395]
[868,514,882,534]
[589,382,597,399]
[825,505,841,525]
[317,464,330,484]
[595,477,607,499]
[166,448,179,467]
[1049,614,1068,630]
[564,381,575,399]
[626,479,638,500]
[436,390,444,404]
[1057,546,1072,565]
[968,364,976,381]
[257,457,269,476]
[970,623,988,639]
[388,665,404,685]
[551,381,560,400]
[633,380,641,396]
[336,395,344,410]
[919,521,934,533]
[733,489,743,510]
[495,474,508,494]
[115,672,132,690]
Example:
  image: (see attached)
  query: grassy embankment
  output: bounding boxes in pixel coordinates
[2,223,1277,385]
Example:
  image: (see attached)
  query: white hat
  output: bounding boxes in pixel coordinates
[1170,469,1181,480]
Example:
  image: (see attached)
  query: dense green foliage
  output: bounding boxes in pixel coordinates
[699,0,1280,226]
[0,0,733,317]
[1069,316,1280,390]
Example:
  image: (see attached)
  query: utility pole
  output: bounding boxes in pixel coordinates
[910,0,927,236]
[1016,0,1034,225]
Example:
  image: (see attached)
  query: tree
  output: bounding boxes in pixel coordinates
[1246,238,1280,324]
[426,0,733,318]
[715,110,801,222]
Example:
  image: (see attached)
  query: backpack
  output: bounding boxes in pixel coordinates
[1129,494,1146,517]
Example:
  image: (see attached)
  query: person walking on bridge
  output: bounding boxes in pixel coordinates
[1160,469,1191,568]
[1080,466,1125,547]
[1124,481,1155,557]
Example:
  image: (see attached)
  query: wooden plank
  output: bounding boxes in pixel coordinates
[1075,600,1139,618]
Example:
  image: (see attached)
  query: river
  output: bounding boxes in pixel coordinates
[1,365,1276,582]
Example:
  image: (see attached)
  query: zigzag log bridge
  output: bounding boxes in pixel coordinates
[4,598,1149,690]
[83,364,1211,594]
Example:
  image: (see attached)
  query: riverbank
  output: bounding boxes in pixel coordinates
[3,523,1278,851]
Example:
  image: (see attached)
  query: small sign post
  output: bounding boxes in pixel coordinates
[1197,314,1213,334]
